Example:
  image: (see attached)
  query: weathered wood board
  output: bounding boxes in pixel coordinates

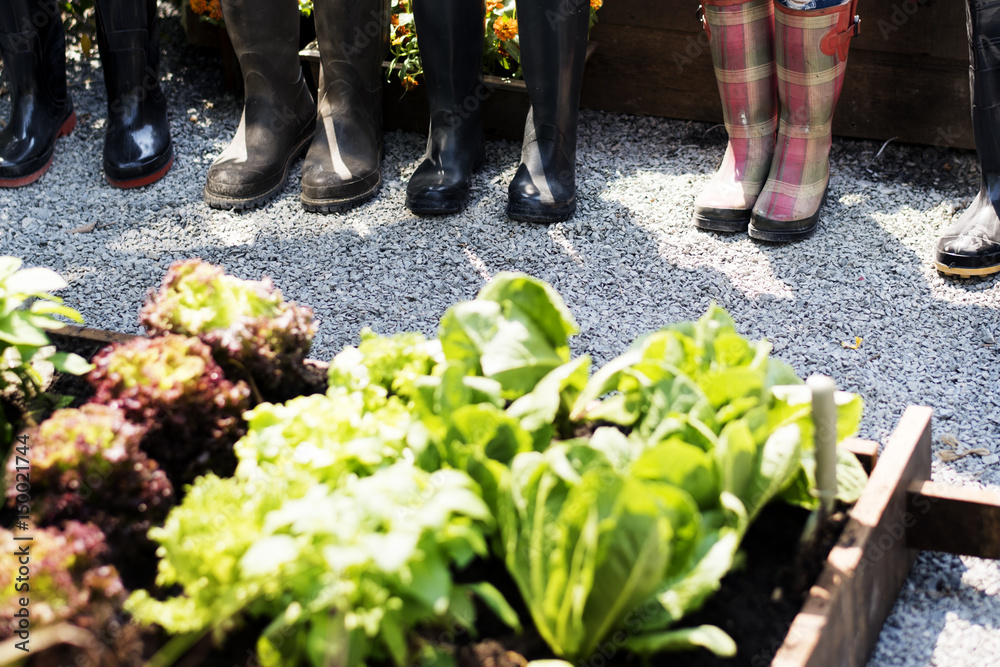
[773,405,934,667]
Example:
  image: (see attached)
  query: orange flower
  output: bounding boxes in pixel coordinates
[390,14,399,26]
[189,0,223,21]
[590,0,602,8]
[486,0,505,11]
[493,16,518,42]
[402,76,420,91]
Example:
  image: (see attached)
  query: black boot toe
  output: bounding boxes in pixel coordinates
[301,165,381,212]
[934,183,1000,277]
[506,148,577,224]
[406,159,477,215]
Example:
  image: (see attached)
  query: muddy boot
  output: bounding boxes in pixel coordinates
[94,0,173,188]
[0,0,75,187]
[749,0,859,242]
[300,0,389,212]
[204,0,315,210]
[693,0,777,232]
[935,0,1000,277]
[405,0,486,215]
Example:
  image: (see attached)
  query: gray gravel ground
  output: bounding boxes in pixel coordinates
[1,6,999,666]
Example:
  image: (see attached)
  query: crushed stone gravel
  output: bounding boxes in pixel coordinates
[0,6,997,666]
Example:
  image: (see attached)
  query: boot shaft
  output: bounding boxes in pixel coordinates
[313,0,389,82]
[702,0,777,141]
[219,0,303,91]
[516,0,590,135]
[967,0,1000,172]
[413,0,487,118]
[0,0,68,107]
[774,2,854,130]
[312,0,389,128]
[94,0,163,110]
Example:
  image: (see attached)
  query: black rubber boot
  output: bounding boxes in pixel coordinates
[94,0,172,188]
[404,0,486,215]
[506,0,589,224]
[0,0,75,187]
[936,0,1000,277]
[204,0,315,210]
[300,0,389,213]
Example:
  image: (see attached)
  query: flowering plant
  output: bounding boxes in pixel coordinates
[188,0,314,24]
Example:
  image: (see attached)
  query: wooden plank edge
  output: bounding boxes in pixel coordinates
[772,406,933,667]
[842,438,879,475]
[52,325,138,346]
[906,481,1000,559]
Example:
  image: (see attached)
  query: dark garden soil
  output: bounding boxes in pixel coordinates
[47,331,104,408]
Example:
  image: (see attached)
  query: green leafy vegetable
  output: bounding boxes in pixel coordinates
[0,257,91,449]
[140,259,318,402]
[124,274,866,667]
[5,404,174,575]
[88,334,251,487]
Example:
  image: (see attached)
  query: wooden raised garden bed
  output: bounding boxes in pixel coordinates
[22,325,998,667]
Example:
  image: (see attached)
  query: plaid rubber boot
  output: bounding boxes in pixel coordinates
[749,0,859,242]
[694,0,777,232]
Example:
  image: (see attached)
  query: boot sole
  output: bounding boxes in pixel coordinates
[506,199,576,224]
[204,129,315,211]
[934,261,1000,278]
[301,175,381,213]
[106,154,174,189]
[406,190,469,215]
[749,191,827,243]
[748,219,818,243]
[693,210,751,233]
[0,111,77,188]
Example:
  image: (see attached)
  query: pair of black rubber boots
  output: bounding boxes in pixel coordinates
[936,0,1000,276]
[406,0,590,223]
[204,0,387,212]
[0,0,172,188]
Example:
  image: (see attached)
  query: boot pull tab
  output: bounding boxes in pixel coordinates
[697,4,711,41]
[821,0,860,61]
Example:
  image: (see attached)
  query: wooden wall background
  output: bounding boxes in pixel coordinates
[580,0,973,149]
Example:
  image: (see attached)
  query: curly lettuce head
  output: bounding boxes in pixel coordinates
[88,335,251,487]
[0,522,126,640]
[140,259,319,402]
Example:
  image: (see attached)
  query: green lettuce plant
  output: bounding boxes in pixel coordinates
[127,461,515,667]
[0,257,91,449]
[125,272,865,667]
[140,259,318,402]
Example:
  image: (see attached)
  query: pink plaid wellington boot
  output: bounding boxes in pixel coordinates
[748,0,859,242]
[694,0,778,232]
